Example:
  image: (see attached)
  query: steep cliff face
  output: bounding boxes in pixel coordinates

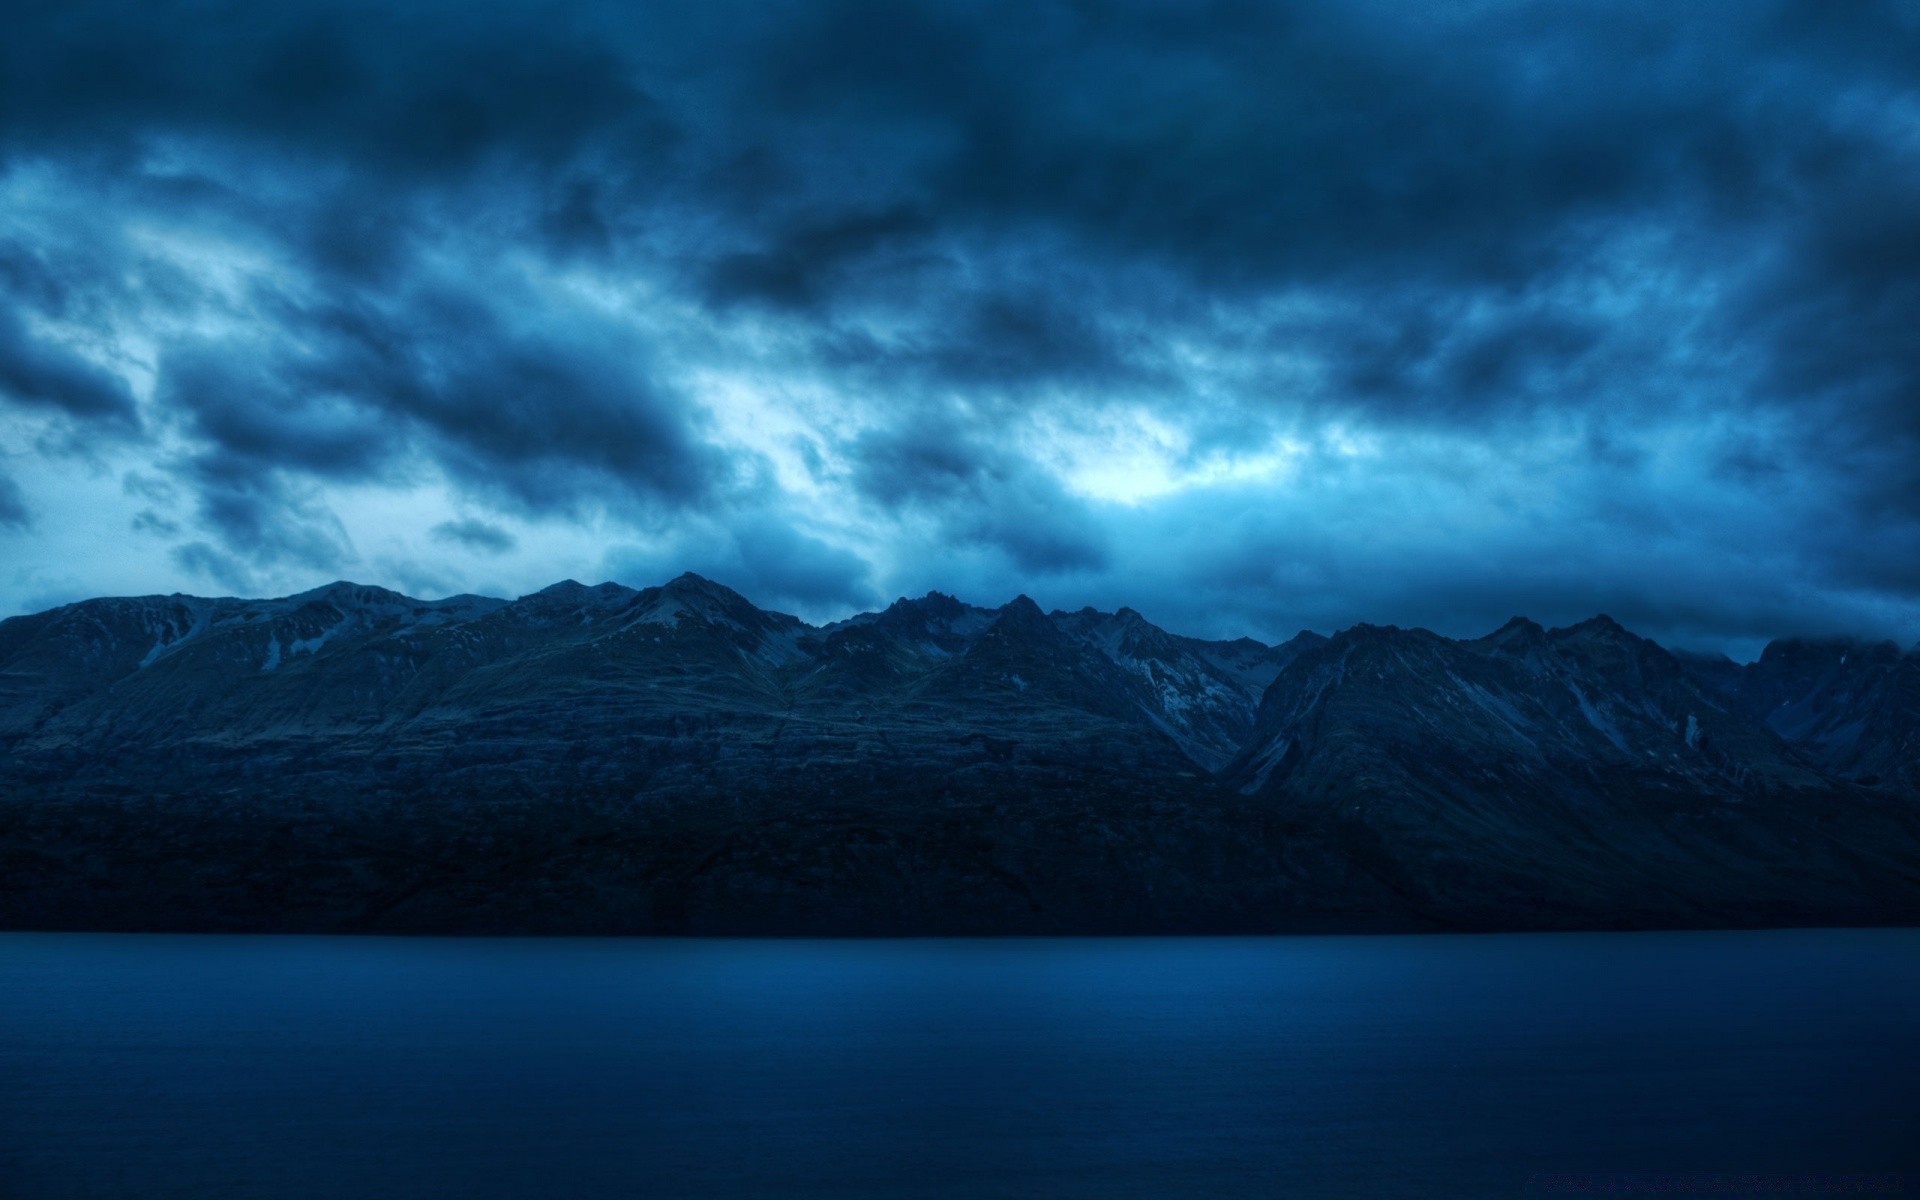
[2,580,1917,935]
[1230,616,1825,803]
[0,585,506,748]
[1721,637,1920,793]
[1047,606,1311,770]
[1220,618,1914,928]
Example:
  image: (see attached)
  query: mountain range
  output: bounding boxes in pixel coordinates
[2,575,1917,934]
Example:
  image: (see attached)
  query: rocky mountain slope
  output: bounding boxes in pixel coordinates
[1715,637,1920,792]
[1,578,1915,935]
[1221,617,1918,928]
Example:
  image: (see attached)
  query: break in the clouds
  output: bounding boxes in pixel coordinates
[2,0,1918,655]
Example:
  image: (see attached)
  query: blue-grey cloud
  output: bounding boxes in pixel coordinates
[0,305,138,428]
[0,468,28,530]
[0,0,672,178]
[431,518,517,555]
[169,541,254,594]
[850,416,1108,575]
[0,0,1914,651]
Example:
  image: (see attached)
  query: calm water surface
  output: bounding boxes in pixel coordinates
[1,930,1916,1199]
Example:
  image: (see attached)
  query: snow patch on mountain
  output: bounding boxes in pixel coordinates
[138,598,217,667]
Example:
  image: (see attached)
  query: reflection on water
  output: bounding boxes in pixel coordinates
[1,930,1916,1198]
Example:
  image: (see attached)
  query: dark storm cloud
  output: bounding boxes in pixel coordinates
[0,0,715,576]
[669,0,1915,492]
[259,286,722,510]
[1739,161,1920,499]
[1,2,1906,341]
[0,0,1916,643]
[432,519,517,555]
[920,290,1152,391]
[161,342,396,480]
[851,417,1108,574]
[144,274,724,568]
[0,306,139,429]
[130,509,181,538]
[700,207,933,313]
[0,468,29,530]
[0,0,671,177]
[0,243,76,317]
[739,0,1801,292]
[182,458,355,574]
[1292,290,1639,438]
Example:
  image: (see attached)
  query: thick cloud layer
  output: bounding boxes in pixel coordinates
[1,0,1916,654]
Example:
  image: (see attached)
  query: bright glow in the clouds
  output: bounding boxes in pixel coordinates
[1037,408,1309,505]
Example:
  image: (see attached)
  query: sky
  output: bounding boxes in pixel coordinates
[2,0,1918,658]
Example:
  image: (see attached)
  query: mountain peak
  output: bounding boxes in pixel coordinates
[895,591,967,620]
[287,580,405,605]
[525,580,637,609]
[1559,613,1630,636]
[661,572,746,605]
[644,574,770,628]
[1334,621,1420,644]
[1477,615,1547,652]
[983,594,1058,642]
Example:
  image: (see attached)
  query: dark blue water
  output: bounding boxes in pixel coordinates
[1,931,1916,1199]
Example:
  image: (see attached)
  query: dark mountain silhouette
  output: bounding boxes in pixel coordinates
[2,578,1916,935]
[1221,617,1913,928]
[1712,637,1920,792]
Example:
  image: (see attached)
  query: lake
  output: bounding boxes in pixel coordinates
[1,930,1916,1198]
